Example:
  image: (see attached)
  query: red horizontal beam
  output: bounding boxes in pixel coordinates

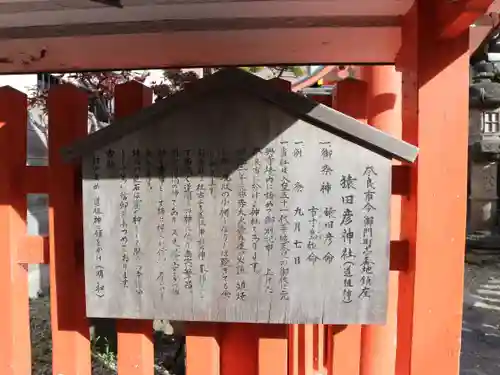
[438,0,494,39]
[18,162,409,268]
[15,237,408,270]
[24,165,411,195]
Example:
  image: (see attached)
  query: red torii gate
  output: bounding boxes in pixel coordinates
[0,1,494,375]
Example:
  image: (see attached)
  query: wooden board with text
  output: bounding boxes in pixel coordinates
[81,95,391,324]
[67,70,417,324]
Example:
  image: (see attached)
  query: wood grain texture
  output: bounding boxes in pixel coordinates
[81,92,391,324]
[0,0,408,32]
[0,28,402,74]
[0,0,411,15]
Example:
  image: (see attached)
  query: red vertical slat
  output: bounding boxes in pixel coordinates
[258,324,288,375]
[114,81,155,375]
[0,86,31,375]
[48,84,91,374]
[397,3,470,375]
[186,323,221,375]
[326,78,368,375]
[360,65,402,375]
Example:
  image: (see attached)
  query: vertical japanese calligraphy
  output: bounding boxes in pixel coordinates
[263,147,276,294]
[279,142,290,301]
[196,149,208,296]
[319,141,333,195]
[145,148,154,192]
[360,166,377,300]
[92,154,105,298]
[220,150,232,299]
[235,148,248,301]
[208,149,217,198]
[182,150,194,292]
[118,149,129,289]
[291,141,305,266]
[340,172,357,304]
[318,141,336,264]
[156,148,167,299]
[131,149,144,295]
[322,204,336,264]
[250,148,262,275]
[83,134,390,324]
[171,148,181,295]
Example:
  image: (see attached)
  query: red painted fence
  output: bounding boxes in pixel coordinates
[0,53,468,375]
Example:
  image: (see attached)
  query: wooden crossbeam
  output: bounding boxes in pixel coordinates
[15,236,409,271]
[23,163,409,195]
[438,0,495,39]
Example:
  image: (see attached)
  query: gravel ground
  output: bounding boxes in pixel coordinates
[462,251,500,375]
[30,296,185,375]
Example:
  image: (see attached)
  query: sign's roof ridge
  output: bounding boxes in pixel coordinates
[61,67,418,163]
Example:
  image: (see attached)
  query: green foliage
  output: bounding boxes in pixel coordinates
[91,336,117,369]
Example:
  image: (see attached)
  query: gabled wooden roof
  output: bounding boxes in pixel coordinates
[62,68,418,163]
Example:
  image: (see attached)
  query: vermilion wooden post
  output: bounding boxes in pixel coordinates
[0,87,31,375]
[48,84,91,374]
[114,81,155,375]
[360,65,402,375]
[258,324,288,375]
[326,78,368,375]
[397,3,469,375]
[186,323,220,375]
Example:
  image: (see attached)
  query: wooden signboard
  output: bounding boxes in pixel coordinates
[63,68,418,324]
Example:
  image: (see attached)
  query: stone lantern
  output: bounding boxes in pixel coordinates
[467,60,500,239]
[469,61,500,161]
